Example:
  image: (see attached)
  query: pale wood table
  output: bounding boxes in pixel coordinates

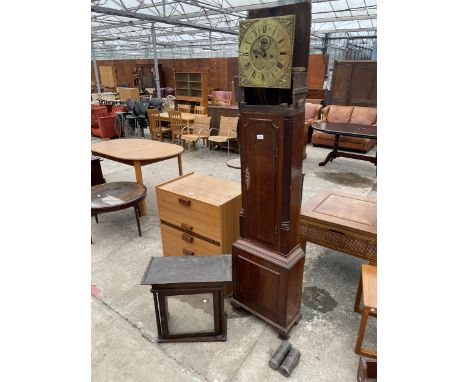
[158,112,196,124]
[91,139,184,216]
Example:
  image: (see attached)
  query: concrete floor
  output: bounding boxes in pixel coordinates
[91,133,377,382]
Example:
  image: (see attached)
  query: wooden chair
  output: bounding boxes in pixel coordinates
[194,106,207,115]
[208,116,238,157]
[147,109,171,142]
[181,116,211,150]
[168,110,186,145]
[354,264,377,359]
[177,104,192,113]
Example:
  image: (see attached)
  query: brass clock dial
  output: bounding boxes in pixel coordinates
[239,15,295,89]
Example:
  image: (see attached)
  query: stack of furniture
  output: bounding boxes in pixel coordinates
[211,90,232,106]
[155,172,241,258]
[174,72,208,107]
[312,105,377,151]
[116,87,140,101]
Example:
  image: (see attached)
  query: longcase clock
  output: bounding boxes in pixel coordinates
[231,0,312,337]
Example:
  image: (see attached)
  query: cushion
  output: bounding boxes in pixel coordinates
[350,107,377,125]
[326,105,354,123]
[305,103,321,121]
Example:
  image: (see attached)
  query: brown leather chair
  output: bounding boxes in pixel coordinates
[312,105,377,152]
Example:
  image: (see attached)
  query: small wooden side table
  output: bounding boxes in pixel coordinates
[299,190,377,264]
[91,182,147,237]
[354,264,377,359]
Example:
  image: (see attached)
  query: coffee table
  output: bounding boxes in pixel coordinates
[91,139,184,216]
[92,182,147,237]
[300,190,377,264]
[311,122,377,166]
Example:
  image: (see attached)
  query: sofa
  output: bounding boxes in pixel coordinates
[311,105,377,152]
[303,103,323,159]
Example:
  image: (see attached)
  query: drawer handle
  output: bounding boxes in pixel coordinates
[329,229,345,235]
[182,233,193,243]
[183,248,195,256]
[181,223,193,231]
[178,197,191,207]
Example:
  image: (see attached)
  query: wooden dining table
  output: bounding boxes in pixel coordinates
[158,112,196,124]
[91,139,184,216]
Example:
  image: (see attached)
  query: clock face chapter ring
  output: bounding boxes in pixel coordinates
[238,15,296,89]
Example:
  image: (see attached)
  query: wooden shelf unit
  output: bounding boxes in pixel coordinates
[174,72,208,107]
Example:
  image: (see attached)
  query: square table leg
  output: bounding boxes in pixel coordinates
[177,154,183,176]
[133,160,147,216]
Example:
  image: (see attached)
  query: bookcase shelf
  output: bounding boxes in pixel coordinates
[174,72,208,107]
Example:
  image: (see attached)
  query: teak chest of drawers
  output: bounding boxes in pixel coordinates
[299,190,377,264]
[155,172,241,258]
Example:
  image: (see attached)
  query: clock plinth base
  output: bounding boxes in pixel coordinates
[232,238,305,336]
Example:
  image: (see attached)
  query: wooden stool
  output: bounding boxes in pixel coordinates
[354,264,377,359]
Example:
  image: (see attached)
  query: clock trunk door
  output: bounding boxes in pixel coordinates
[240,115,279,248]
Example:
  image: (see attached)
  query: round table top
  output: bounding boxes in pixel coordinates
[226,158,241,169]
[91,138,183,162]
[92,182,147,212]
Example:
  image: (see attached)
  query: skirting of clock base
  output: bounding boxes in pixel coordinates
[232,238,305,337]
[231,298,302,337]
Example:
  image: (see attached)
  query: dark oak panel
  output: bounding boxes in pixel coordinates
[329,60,377,107]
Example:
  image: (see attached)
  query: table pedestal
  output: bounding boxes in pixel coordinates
[319,135,377,166]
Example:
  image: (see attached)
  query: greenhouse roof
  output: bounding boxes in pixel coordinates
[91,0,377,59]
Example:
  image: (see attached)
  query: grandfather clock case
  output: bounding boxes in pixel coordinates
[232,1,311,336]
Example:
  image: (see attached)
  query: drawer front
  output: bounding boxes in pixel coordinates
[157,188,221,241]
[299,221,376,262]
[161,223,221,257]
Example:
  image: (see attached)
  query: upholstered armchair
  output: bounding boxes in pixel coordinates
[92,105,128,139]
[212,91,232,106]
[91,106,108,131]
[312,105,377,152]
